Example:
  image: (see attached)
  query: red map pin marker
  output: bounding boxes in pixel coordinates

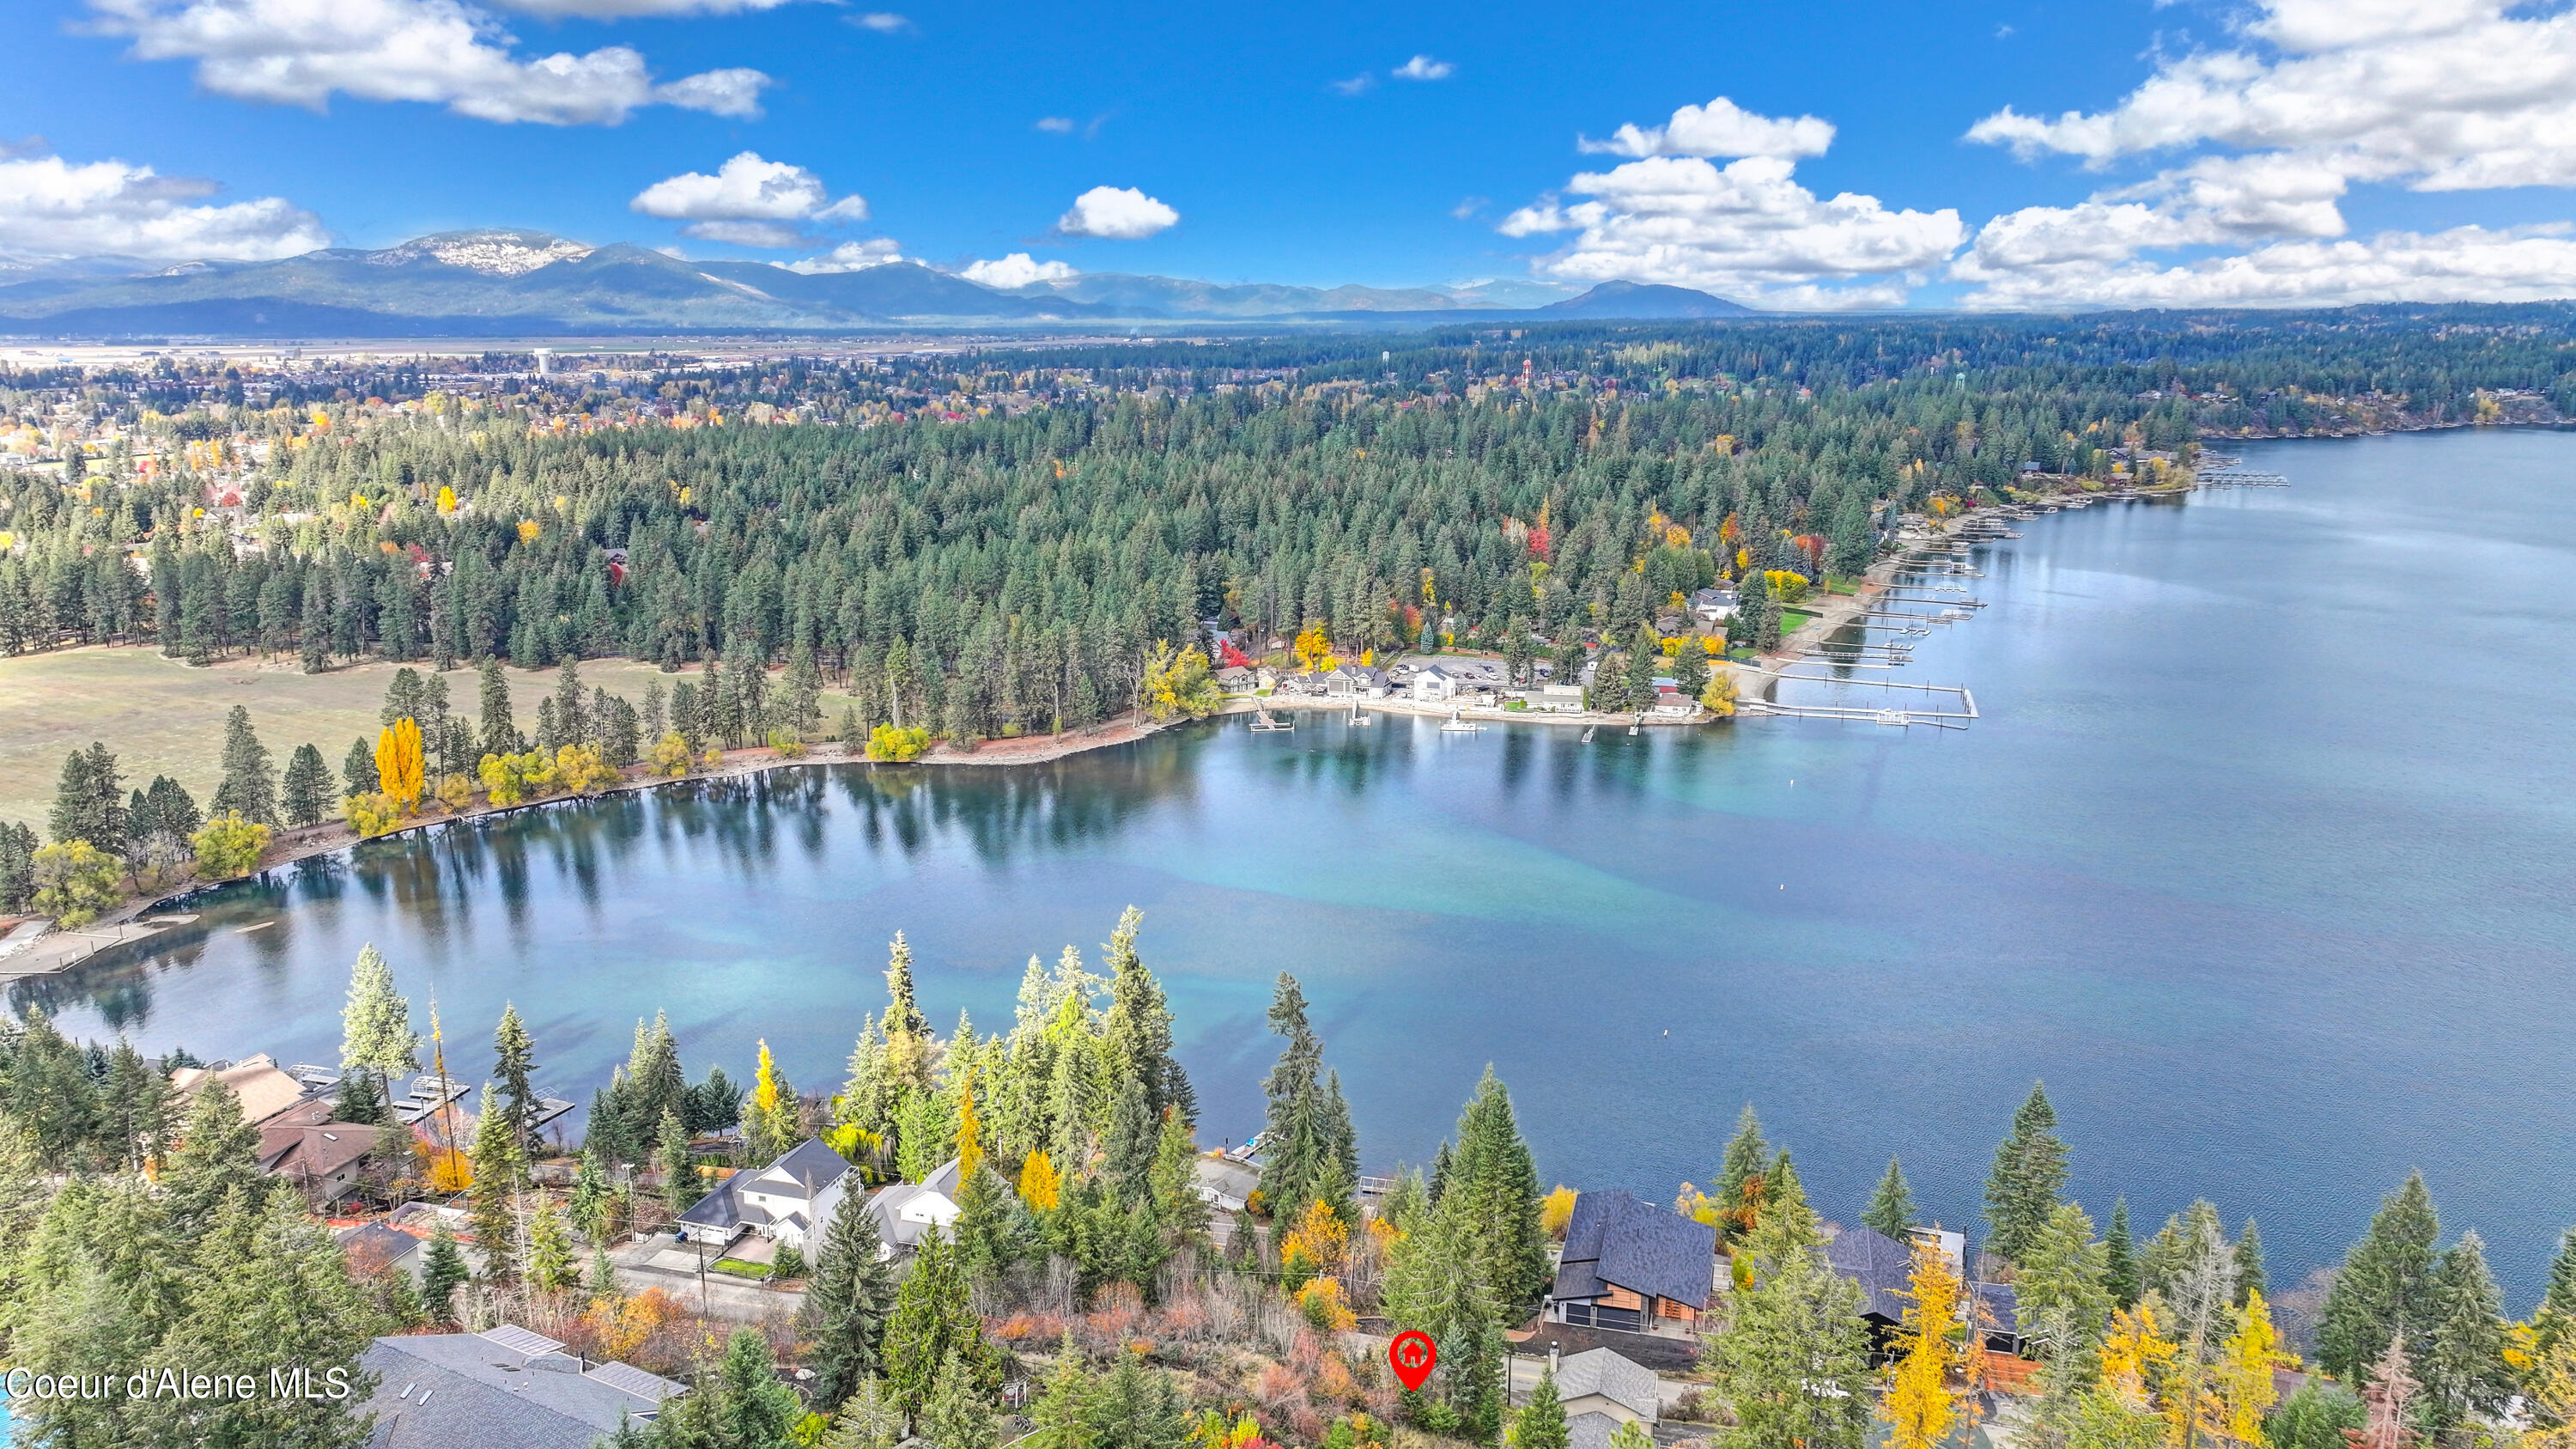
[1388,1330,1437,1392]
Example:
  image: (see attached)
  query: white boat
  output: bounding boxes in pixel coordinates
[1440,708,1482,734]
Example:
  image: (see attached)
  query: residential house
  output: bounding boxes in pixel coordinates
[358,1324,683,1449]
[171,1053,313,1126]
[1192,1154,1260,1214]
[1410,666,1461,703]
[1324,665,1387,697]
[849,1157,963,1257]
[1546,1190,1717,1338]
[673,1137,851,1248]
[258,1096,382,1204]
[1690,588,1738,623]
[1548,1347,1659,1424]
[1821,1225,2023,1355]
[1528,684,1585,713]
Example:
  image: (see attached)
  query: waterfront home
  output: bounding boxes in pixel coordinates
[1529,684,1585,713]
[1546,1346,1660,1424]
[1546,1190,1718,1338]
[358,1324,683,1449]
[1821,1224,2024,1355]
[1216,666,1256,693]
[673,1137,850,1247]
[171,1053,314,1126]
[1192,1153,1261,1214]
[1411,665,1461,703]
[256,1096,381,1204]
[1324,664,1388,697]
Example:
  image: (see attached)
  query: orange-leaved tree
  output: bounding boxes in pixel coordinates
[376,717,426,813]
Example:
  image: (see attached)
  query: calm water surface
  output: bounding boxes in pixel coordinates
[25,429,2576,1300]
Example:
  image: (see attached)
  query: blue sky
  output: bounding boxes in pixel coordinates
[8,0,2576,307]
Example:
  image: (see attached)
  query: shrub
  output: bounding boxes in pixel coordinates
[31,841,122,927]
[648,732,695,778]
[866,724,930,762]
[764,728,806,758]
[1700,672,1739,717]
[771,1242,805,1280]
[1296,1277,1355,1331]
[190,811,270,880]
[434,773,475,812]
[343,793,402,837]
[554,743,622,795]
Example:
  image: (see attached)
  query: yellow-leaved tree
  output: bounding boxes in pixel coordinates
[1881,1237,1965,1449]
[746,1039,799,1164]
[1293,622,1332,673]
[1141,642,1222,721]
[2216,1290,2295,1443]
[376,717,425,813]
[1541,1185,1579,1239]
[1018,1149,1061,1211]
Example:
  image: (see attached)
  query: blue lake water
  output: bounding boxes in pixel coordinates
[23,427,2576,1304]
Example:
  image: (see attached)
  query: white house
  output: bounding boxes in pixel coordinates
[674,1137,852,1246]
[1411,666,1460,703]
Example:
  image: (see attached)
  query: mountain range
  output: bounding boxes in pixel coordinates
[0,229,1751,337]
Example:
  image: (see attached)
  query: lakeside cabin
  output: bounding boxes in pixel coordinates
[1545,1189,1718,1339]
[1822,1224,2024,1356]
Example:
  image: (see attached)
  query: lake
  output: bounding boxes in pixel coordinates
[23,427,2576,1304]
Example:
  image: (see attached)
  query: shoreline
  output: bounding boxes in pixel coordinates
[0,469,2245,983]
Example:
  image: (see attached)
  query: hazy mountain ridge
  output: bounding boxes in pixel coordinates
[0,229,1748,334]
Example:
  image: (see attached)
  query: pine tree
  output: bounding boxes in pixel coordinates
[1257,971,1334,1220]
[1027,1333,1091,1449]
[1712,1105,1771,1248]
[822,1379,906,1449]
[493,1002,538,1156]
[655,1106,695,1218]
[884,1228,998,1422]
[1704,1158,1871,1449]
[479,656,522,756]
[2534,1227,2576,1361]
[339,944,421,1109]
[280,743,332,826]
[466,1087,521,1282]
[2233,1218,2267,1307]
[925,1349,1002,1449]
[2421,1231,2512,1430]
[162,1077,266,1237]
[1514,1370,1571,1449]
[527,1195,577,1291]
[1100,906,1193,1126]
[422,1221,468,1323]
[200,705,277,825]
[1863,1157,1916,1240]
[1082,1349,1187,1449]
[1983,1081,2069,1266]
[2318,1172,2441,1383]
[799,1172,901,1408]
[2104,1198,2141,1309]
[1447,1066,1551,1316]
[1103,1075,1157,1206]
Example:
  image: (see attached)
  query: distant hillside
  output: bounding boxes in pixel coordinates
[1540,281,1752,319]
[0,229,1753,336]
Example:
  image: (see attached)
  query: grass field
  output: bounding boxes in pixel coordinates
[0,647,751,833]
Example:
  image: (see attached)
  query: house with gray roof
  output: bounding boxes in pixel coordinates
[1549,1347,1660,1424]
[674,1137,851,1247]
[1546,1190,1717,1339]
[1821,1224,2025,1355]
[358,1324,684,1449]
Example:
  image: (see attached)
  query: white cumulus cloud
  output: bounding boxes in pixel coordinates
[1579,95,1834,160]
[1394,54,1453,80]
[1953,225,2576,310]
[632,152,861,222]
[785,238,905,273]
[88,0,771,125]
[1057,185,1178,240]
[1954,0,2576,306]
[0,153,330,262]
[961,253,1076,288]
[498,0,808,16]
[1499,149,1960,307]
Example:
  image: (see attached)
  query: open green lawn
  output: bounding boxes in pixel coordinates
[0,647,757,832]
[708,1258,772,1280]
[1779,608,1818,633]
